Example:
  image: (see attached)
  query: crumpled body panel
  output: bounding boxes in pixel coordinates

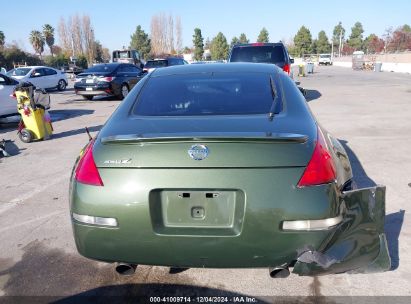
[293,186,391,276]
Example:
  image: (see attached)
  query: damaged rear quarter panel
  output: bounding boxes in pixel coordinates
[293,186,391,276]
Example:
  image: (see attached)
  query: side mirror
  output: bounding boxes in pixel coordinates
[290,58,295,64]
[31,72,41,78]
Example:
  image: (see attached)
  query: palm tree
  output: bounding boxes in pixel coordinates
[29,30,45,60]
[42,24,55,56]
[0,31,5,50]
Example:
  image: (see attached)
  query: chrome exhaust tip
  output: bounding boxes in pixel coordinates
[115,263,137,276]
[269,266,290,278]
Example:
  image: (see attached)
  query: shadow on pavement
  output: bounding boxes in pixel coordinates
[384,210,405,270]
[305,89,322,102]
[339,139,376,188]
[49,109,95,122]
[339,139,404,270]
[52,125,102,139]
[0,140,25,158]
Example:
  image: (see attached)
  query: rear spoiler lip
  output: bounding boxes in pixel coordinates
[101,133,308,144]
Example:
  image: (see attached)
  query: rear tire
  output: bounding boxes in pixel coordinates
[57,79,67,91]
[19,129,33,143]
[83,95,93,101]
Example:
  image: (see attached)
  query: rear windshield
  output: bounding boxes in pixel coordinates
[9,68,31,76]
[132,72,282,116]
[113,51,130,59]
[84,65,117,73]
[145,60,168,68]
[230,46,285,64]
[320,54,331,58]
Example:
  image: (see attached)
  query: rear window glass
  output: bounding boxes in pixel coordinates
[113,51,131,59]
[320,54,331,58]
[145,60,168,68]
[230,46,285,64]
[132,72,282,116]
[9,68,31,76]
[84,65,117,73]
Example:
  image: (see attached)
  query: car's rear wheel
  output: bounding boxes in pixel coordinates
[57,79,67,91]
[82,95,93,101]
[120,84,129,99]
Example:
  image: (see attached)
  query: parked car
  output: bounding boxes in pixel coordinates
[70,63,390,278]
[0,73,19,118]
[229,42,294,77]
[74,63,146,100]
[143,57,188,73]
[319,54,333,65]
[7,66,67,91]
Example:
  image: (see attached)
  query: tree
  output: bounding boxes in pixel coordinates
[150,13,180,56]
[311,39,318,54]
[230,36,239,49]
[403,24,411,33]
[57,17,71,56]
[42,24,55,56]
[0,44,42,70]
[316,30,331,53]
[0,31,5,50]
[239,33,249,44]
[192,28,204,61]
[130,25,151,59]
[347,22,364,50]
[175,16,183,54]
[293,26,312,56]
[332,22,345,56]
[389,26,411,52]
[210,32,229,60]
[257,27,269,43]
[364,34,384,54]
[102,47,111,62]
[204,37,211,49]
[94,40,103,62]
[57,14,97,64]
[29,30,45,59]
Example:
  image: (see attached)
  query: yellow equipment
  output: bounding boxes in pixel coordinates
[298,64,306,77]
[15,83,53,143]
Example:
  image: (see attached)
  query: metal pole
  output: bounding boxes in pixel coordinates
[338,29,342,57]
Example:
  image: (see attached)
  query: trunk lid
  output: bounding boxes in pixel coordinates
[93,115,316,168]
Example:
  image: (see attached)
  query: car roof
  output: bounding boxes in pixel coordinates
[151,62,280,77]
[92,63,123,67]
[15,66,55,69]
[232,42,285,48]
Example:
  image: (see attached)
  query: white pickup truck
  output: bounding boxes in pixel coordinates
[318,54,333,65]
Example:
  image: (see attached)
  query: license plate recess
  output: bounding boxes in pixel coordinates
[149,189,245,236]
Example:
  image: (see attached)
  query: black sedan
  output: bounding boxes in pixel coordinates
[74,63,146,100]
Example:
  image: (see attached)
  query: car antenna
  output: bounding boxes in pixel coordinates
[268,75,277,121]
[85,127,92,141]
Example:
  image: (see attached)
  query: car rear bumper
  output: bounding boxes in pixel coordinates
[74,83,116,96]
[69,167,391,274]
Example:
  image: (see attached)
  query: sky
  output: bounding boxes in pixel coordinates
[1,0,410,54]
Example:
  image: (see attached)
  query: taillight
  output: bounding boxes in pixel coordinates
[283,64,290,75]
[75,139,104,186]
[99,76,114,82]
[297,127,336,187]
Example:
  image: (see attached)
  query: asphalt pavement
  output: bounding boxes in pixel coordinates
[0,66,410,302]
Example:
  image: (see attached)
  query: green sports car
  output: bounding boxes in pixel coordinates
[69,63,391,277]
